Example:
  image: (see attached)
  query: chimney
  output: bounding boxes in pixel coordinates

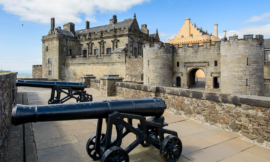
[86,21,89,29]
[185,18,191,36]
[110,15,117,24]
[214,24,218,38]
[141,24,149,35]
[51,17,55,30]
[223,30,226,38]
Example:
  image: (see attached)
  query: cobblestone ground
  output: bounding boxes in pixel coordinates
[18,87,270,162]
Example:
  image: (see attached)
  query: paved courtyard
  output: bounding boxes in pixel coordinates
[18,87,270,162]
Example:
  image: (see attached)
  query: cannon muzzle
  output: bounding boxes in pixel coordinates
[11,97,166,126]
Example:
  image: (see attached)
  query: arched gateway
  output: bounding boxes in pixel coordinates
[187,68,205,89]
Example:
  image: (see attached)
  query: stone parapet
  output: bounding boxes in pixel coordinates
[116,82,270,147]
[0,73,17,161]
[100,77,123,96]
[90,79,100,90]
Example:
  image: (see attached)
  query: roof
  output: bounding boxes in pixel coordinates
[56,28,74,36]
[149,33,156,38]
[75,18,134,35]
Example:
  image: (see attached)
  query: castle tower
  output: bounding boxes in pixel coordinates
[220,35,264,95]
[143,43,173,86]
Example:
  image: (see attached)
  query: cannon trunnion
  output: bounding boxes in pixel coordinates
[11,98,182,162]
[16,79,92,104]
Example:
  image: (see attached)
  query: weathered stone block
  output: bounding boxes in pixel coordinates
[191,91,203,99]
[205,92,220,102]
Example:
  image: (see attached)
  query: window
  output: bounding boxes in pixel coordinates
[106,48,111,54]
[48,70,52,75]
[141,74,143,81]
[48,58,52,64]
[63,47,66,51]
[214,61,218,66]
[94,49,99,55]
[134,47,138,58]
[182,36,184,38]
[46,46,48,51]
[246,79,248,86]
[177,62,179,67]
[190,34,193,38]
[68,49,72,56]
[268,54,270,61]
[213,77,219,88]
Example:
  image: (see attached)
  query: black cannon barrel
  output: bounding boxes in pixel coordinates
[16,79,87,90]
[11,97,166,126]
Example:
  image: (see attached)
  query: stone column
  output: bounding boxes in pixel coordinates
[214,24,218,38]
[100,76,123,96]
[81,75,96,88]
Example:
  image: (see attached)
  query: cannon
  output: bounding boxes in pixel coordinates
[12,97,182,162]
[16,79,92,104]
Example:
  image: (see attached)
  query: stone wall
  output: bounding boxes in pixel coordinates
[32,65,42,78]
[116,82,270,147]
[90,79,100,90]
[0,73,17,161]
[125,56,143,82]
[64,53,126,81]
[265,82,270,97]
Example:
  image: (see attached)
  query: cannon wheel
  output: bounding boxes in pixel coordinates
[100,146,129,162]
[160,135,182,162]
[86,133,105,160]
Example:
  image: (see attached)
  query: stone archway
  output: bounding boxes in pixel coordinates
[187,68,205,89]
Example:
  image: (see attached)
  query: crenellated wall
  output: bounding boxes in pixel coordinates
[116,82,270,147]
[90,79,100,90]
[0,73,17,161]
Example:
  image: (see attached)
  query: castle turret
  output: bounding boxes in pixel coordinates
[143,43,173,86]
[220,34,264,95]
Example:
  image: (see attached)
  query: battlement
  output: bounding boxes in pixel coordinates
[144,41,221,54]
[33,65,42,67]
[222,34,264,45]
[143,42,173,53]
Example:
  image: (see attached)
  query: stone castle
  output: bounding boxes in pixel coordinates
[33,15,270,96]
[38,14,159,83]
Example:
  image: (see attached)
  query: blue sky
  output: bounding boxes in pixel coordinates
[0,0,270,74]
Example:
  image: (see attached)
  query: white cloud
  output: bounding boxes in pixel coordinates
[159,32,175,43]
[220,24,270,39]
[0,0,150,24]
[244,12,270,23]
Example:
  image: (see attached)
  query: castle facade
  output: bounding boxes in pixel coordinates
[34,16,270,96]
[40,14,159,82]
